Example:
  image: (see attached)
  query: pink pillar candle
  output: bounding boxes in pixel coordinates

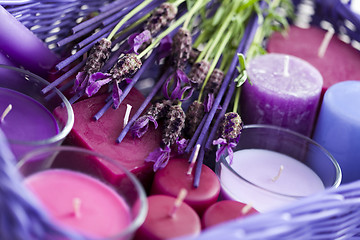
[240,53,323,136]
[150,158,220,216]
[133,195,201,240]
[201,200,258,229]
[267,26,360,96]
[0,6,59,76]
[24,169,132,239]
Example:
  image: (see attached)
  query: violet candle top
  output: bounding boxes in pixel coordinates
[24,169,132,238]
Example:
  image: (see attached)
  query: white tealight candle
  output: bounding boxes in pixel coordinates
[219,149,325,212]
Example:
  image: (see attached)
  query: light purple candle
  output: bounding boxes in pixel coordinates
[0,6,59,76]
[0,88,59,158]
[240,53,323,136]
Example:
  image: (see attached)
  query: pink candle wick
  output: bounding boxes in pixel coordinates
[73,197,82,219]
[168,188,188,218]
[0,104,12,124]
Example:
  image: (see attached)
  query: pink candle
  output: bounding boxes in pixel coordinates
[267,25,360,96]
[201,200,258,229]
[150,158,220,216]
[133,195,201,240]
[24,169,132,238]
[54,89,162,190]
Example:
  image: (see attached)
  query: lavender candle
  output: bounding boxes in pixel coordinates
[240,53,323,136]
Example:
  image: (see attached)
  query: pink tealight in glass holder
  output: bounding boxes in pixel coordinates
[215,124,341,213]
[17,146,148,240]
[0,64,74,160]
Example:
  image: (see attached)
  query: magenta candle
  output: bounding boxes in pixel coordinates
[0,5,59,76]
[150,158,220,216]
[24,169,132,239]
[54,90,162,191]
[240,53,323,136]
[133,195,201,240]
[201,200,258,229]
[267,26,360,96]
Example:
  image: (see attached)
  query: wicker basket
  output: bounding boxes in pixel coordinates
[1,0,360,239]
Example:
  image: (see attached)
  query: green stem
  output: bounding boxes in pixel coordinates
[195,38,213,63]
[173,0,186,7]
[183,0,206,29]
[233,86,241,113]
[197,29,232,102]
[107,0,154,41]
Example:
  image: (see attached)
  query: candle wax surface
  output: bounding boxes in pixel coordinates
[240,53,323,136]
[133,195,201,240]
[151,158,220,216]
[0,88,59,141]
[220,149,325,212]
[267,25,360,94]
[24,169,132,238]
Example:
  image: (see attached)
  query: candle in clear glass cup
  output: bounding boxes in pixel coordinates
[240,53,323,137]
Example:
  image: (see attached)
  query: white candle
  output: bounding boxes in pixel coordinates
[219,149,325,212]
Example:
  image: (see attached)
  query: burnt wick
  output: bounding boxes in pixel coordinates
[0,104,12,123]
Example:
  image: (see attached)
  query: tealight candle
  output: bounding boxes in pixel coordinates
[240,53,323,136]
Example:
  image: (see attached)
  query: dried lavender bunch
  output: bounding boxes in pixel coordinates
[171,27,192,70]
[145,2,178,36]
[185,100,205,138]
[213,112,243,164]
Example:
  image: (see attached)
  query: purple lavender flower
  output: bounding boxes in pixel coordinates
[131,115,158,138]
[162,69,194,101]
[126,30,151,54]
[176,137,189,155]
[145,145,171,171]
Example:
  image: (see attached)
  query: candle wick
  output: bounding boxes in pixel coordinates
[123,104,132,129]
[318,28,334,58]
[187,144,201,175]
[168,188,188,218]
[272,165,284,182]
[283,55,290,77]
[73,197,82,218]
[241,204,253,215]
[0,104,12,124]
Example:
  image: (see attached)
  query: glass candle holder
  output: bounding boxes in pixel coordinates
[215,124,341,213]
[17,146,148,240]
[0,64,74,160]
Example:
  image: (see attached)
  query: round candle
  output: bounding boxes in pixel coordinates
[24,169,132,238]
[219,149,325,212]
[133,195,201,240]
[313,81,360,183]
[0,87,59,158]
[267,25,360,96]
[240,53,323,136]
[201,200,258,229]
[150,158,220,216]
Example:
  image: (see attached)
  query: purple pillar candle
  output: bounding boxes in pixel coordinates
[0,5,59,77]
[313,81,360,184]
[240,53,323,136]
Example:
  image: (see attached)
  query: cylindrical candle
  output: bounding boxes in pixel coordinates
[201,200,258,229]
[240,53,323,136]
[313,81,360,183]
[0,5,59,76]
[24,169,132,238]
[133,195,201,240]
[150,158,220,216]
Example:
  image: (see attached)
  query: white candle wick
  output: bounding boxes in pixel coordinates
[283,55,290,77]
[272,165,284,182]
[318,28,335,58]
[168,188,188,218]
[241,204,253,215]
[73,197,82,218]
[0,104,12,123]
[123,104,132,128]
[187,144,201,175]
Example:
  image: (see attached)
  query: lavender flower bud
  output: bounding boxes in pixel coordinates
[84,38,112,74]
[146,99,173,120]
[185,100,205,137]
[171,28,192,70]
[162,104,185,146]
[145,2,178,35]
[203,68,224,98]
[110,53,142,82]
[219,112,243,144]
[188,60,210,89]
[189,48,201,64]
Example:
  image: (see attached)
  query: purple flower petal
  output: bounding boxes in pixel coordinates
[112,82,123,109]
[162,72,175,99]
[125,78,132,84]
[85,72,112,97]
[204,93,214,112]
[213,138,236,164]
[157,35,172,61]
[145,145,171,171]
[170,77,182,100]
[127,30,151,54]
[131,115,158,138]
[74,71,87,92]
[179,85,194,101]
[176,137,189,154]
[176,69,189,83]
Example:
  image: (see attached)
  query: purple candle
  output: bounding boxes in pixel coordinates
[0,5,59,76]
[0,88,59,158]
[240,53,323,136]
